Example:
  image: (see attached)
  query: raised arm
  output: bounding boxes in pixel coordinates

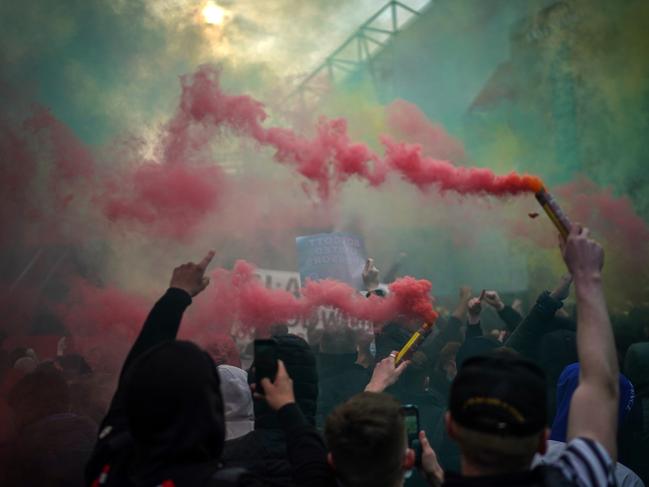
[121,250,215,375]
[465,296,483,339]
[482,290,523,331]
[562,226,619,459]
[87,251,215,484]
[504,284,567,359]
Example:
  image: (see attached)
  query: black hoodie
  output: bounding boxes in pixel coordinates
[86,289,330,487]
[222,334,328,487]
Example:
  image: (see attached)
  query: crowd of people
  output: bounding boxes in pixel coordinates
[1,225,648,486]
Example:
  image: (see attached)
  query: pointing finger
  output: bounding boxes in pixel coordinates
[197,250,216,272]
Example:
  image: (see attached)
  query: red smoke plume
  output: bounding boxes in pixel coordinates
[194,260,438,334]
[169,65,543,199]
[382,137,544,195]
[101,162,225,239]
[57,278,149,341]
[386,99,466,163]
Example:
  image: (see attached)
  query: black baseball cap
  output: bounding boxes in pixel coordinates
[449,352,547,437]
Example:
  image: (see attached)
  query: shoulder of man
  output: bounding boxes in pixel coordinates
[535,465,581,487]
[544,437,616,487]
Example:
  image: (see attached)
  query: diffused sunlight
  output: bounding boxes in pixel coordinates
[202,1,227,26]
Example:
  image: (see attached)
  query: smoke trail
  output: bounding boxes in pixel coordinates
[50,259,438,363]
[58,278,149,341]
[168,65,543,199]
[192,259,438,334]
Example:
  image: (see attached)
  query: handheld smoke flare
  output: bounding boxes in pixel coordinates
[394,321,435,365]
[534,187,573,238]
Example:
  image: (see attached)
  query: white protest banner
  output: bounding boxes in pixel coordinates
[296,232,367,290]
[253,268,373,333]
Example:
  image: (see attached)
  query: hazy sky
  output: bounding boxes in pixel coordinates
[0,0,429,142]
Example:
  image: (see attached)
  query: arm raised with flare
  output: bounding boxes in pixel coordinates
[561,226,619,460]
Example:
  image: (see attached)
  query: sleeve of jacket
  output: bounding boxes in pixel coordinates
[497,305,523,332]
[504,291,563,359]
[465,322,483,340]
[278,403,335,487]
[102,287,192,426]
[85,288,192,485]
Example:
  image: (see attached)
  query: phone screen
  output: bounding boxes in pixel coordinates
[401,405,420,445]
[254,339,278,392]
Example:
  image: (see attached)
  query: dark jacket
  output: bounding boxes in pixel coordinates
[497,305,523,331]
[316,352,370,426]
[504,291,569,359]
[252,334,318,429]
[222,334,327,487]
[420,316,464,366]
[455,322,500,368]
[86,289,330,487]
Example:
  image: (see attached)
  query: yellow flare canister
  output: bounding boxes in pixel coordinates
[535,187,572,238]
[394,322,434,365]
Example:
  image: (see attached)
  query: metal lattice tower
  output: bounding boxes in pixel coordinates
[291,1,431,108]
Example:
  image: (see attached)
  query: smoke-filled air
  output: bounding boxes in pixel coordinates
[1,0,649,482]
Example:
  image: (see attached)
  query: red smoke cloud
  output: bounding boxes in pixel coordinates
[44,261,437,359]
[171,65,543,199]
[194,260,438,334]
[1,106,228,242]
[57,278,149,341]
[555,179,649,255]
[0,122,39,245]
[386,99,466,163]
[24,107,94,183]
[101,162,225,239]
[555,179,649,306]
[1,65,544,245]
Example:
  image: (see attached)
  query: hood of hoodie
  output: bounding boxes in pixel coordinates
[217,365,254,440]
[252,334,318,429]
[123,341,226,481]
[550,362,635,442]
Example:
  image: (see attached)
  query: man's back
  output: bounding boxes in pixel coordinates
[534,440,643,487]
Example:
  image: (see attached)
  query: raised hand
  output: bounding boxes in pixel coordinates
[362,258,380,290]
[256,360,295,411]
[467,297,482,324]
[482,290,505,311]
[452,286,473,320]
[169,250,215,297]
[459,286,472,303]
[364,353,409,392]
[560,226,604,279]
